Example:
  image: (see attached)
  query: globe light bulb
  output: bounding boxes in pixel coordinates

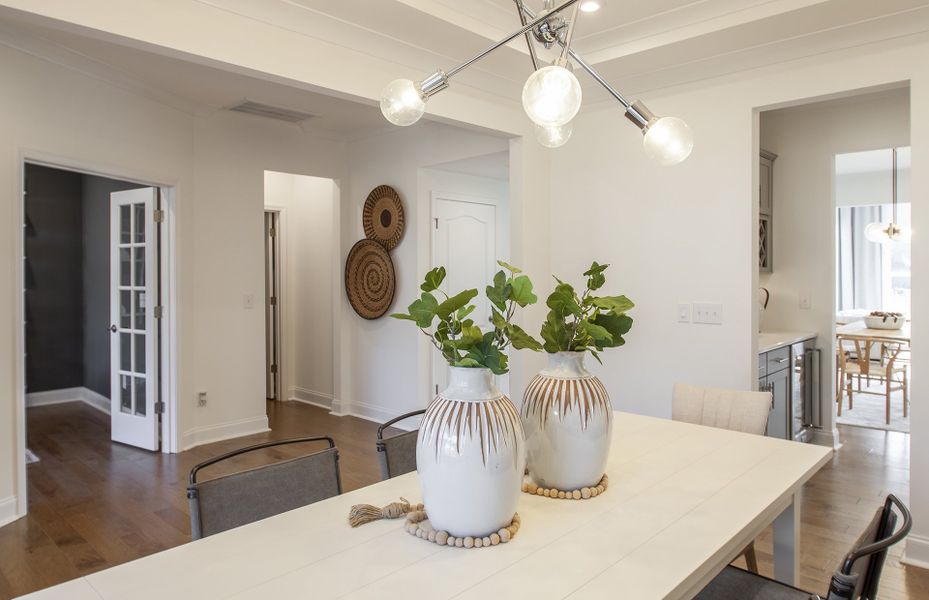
[642,116,694,166]
[380,78,426,126]
[535,122,573,148]
[522,65,582,128]
[865,222,889,243]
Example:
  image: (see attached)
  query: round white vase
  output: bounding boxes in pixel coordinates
[417,366,525,538]
[521,351,612,491]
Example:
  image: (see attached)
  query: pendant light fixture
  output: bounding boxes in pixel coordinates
[378,0,693,165]
[865,148,909,243]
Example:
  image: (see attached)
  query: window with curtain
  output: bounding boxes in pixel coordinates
[836,203,911,315]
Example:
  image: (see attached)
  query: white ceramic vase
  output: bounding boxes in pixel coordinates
[521,351,612,491]
[417,366,525,538]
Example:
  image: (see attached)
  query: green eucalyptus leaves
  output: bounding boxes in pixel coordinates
[540,262,634,363]
[391,261,542,374]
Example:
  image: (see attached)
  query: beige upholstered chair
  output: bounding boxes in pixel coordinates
[672,383,773,573]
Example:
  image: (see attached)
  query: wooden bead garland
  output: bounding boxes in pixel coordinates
[404,511,521,549]
[521,474,609,500]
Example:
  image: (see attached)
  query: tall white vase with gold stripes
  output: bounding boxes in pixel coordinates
[521,351,612,491]
[417,366,525,538]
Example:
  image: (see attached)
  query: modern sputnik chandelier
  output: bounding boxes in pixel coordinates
[379,0,694,165]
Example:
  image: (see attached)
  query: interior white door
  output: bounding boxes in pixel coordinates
[431,194,502,395]
[110,188,159,450]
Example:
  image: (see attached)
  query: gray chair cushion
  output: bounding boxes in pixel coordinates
[694,567,815,600]
[189,447,340,539]
[377,429,418,480]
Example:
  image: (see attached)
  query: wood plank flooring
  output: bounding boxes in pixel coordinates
[2,400,928,599]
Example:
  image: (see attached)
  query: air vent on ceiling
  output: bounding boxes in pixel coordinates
[228,100,316,123]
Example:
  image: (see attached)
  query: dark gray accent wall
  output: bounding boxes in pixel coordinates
[24,164,84,393]
[81,175,146,398]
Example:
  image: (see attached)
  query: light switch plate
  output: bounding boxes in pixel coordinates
[799,292,812,310]
[243,293,255,309]
[693,302,723,325]
[677,303,691,323]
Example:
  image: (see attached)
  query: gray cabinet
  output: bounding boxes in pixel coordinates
[759,150,776,273]
[758,335,819,441]
[759,345,790,439]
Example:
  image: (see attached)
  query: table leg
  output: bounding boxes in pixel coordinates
[773,492,800,586]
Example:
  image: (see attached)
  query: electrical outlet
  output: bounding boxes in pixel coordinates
[693,302,723,325]
[677,303,691,323]
[198,391,208,407]
[243,294,255,309]
[799,292,812,310]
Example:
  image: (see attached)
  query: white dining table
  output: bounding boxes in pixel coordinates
[19,412,832,600]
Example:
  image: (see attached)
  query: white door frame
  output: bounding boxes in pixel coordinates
[263,206,286,402]
[14,150,179,519]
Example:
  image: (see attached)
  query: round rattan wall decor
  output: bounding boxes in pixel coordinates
[345,239,396,319]
[362,185,405,250]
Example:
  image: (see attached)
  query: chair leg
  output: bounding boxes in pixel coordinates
[847,374,854,410]
[886,376,892,425]
[743,541,759,574]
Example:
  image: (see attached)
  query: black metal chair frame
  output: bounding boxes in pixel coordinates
[375,409,424,478]
[187,435,342,492]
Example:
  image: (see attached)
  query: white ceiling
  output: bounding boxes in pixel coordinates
[0,17,390,137]
[428,151,510,181]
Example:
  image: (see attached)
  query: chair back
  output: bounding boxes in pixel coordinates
[672,383,771,435]
[376,410,424,480]
[825,494,911,600]
[187,436,341,540]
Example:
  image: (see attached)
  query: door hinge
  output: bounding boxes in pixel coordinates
[154,306,164,319]
[434,218,438,229]
[270,296,277,306]
[153,209,165,223]
[269,227,277,238]
[271,364,278,374]
[155,401,165,414]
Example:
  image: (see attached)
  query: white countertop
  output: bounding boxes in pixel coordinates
[758,331,817,354]
[20,412,831,600]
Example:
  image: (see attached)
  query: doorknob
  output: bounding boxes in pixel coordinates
[109,324,118,333]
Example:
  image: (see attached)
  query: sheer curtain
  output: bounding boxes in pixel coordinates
[837,205,883,311]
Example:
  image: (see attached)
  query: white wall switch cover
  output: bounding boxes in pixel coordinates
[244,293,255,309]
[799,292,812,310]
[693,302,723,325]
[678,303,691,323]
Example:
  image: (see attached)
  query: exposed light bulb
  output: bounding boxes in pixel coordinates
[579,1,602,12]
[380,78,426,126]
[642,116,694,166]
[522,65,582,128]
[535,122,573,148]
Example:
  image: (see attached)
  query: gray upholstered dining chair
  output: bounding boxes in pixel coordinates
[672,383,773,573]
[187,436,342,540]
[376,409,425,480]
[694,494,911,600]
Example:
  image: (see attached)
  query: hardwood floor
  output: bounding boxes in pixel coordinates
[2,401,928,599]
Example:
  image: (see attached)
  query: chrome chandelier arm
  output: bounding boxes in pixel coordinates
[515,1,652,129]
[512,0,541,71]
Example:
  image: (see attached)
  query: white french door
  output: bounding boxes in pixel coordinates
[110,188,159,450]
[431,194,500,395]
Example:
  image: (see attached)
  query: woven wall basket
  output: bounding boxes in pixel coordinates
[362,185,405,250]
[345,239,396,319]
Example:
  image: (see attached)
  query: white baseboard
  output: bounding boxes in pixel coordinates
[343,400,419,432]
[181,415,270,451]
[288,387,333,410]
[0,495,20,528]
[903,534,929,570]
[811,427,841,450]
[26,387,111,415]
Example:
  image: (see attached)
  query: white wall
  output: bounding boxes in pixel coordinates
[0,43,346,523]
[264,171,337,407]
[548,36,929,565]
[758,89,910,440]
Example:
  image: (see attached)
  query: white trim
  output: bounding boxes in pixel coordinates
[288,387,333,410]
[26,387,111,414]
[344,400,417,432]
[0,496,18,528]
[180,415,270,451]
[903,535,929,570]
[263,205,286,402]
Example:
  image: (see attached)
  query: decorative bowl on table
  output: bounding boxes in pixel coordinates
[864,312,905,330]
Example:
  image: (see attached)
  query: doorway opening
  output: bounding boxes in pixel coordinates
[17,159,178,516]
[423,150,511,398]
[263,171,339,415]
